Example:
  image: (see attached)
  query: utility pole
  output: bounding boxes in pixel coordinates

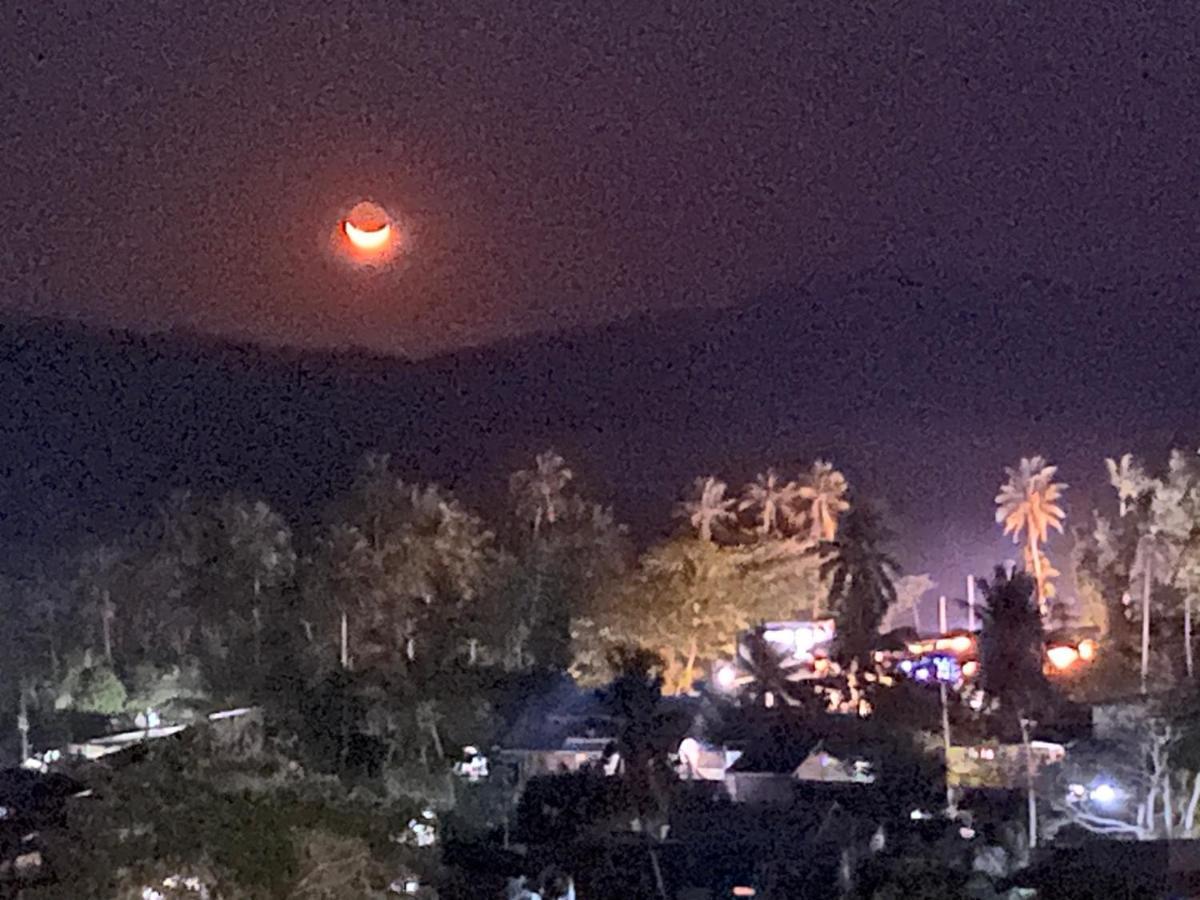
[16,681,29,765]
[1019,716,1038,850]
[967,575,977,632]
[940,682,956,816]
[938,595,948,634]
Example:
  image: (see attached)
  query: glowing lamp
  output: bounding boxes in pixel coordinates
[714,664,737,690]
[949,635,973,655]
[1090,782,1118,805]
[1046,645,1080,671]
[1078,639,1097,661]
[962,660,979,678]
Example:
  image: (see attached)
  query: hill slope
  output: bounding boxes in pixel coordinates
[2,273,1197,598]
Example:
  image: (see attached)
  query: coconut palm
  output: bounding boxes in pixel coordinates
[676,476,737,543]
[995,456,1067,612]
[792,460,850,542]
[818,503,900,662]
[1106,453,1153,518]
[740,469,796,536]
[1133,527,1176,693]
[77,543,125,664]
[216,496,297,670]
[509,449,574,538]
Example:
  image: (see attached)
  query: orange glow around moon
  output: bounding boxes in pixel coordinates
[344,220,392,250]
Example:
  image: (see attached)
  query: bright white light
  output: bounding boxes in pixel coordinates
[1090,782,1118,805]
[763,628,794,646]
[1047,645,1080,671]
[959,826,976,840]
[715,664,737,690]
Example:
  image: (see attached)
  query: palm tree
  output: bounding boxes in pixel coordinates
[1133,527,1176,693]
[792,460,850,542]
[676,476,737,543]
[217,497,297,670]
[77,544,125,664]
[509,449,574,538]
[818,503,900,663]
[1106,453,1152,518]
[995,456,1067,613]
[740,469,795,536]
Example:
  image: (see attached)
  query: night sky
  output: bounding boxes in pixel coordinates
[4,2,1198,355]
[3,3,1200,621]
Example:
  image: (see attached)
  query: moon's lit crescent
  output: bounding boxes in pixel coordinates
[344,220,392,251]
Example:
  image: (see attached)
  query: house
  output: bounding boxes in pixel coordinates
[946,740,1065,790]
[724,739,874,805]
[498,680,702,782]
[497,680,621,780]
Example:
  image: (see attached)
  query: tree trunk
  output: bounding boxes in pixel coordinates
[340,609,350,670]
[1187,593,1194,680]
[681,635,698,695]
[1027,532,1045,615]
[101,590,113,664]
[252,576,262,671]
[17,683,29,764]
[1185,772,1200,834]
[1164,772,1175,837]
[1142,563,1153,694]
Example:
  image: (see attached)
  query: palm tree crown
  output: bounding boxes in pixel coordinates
[740,469,796,536]
[995,455,1067,609]
[819,503,900,660]
[793,460,850,542]
[509,449,574,537]
[677,476,738,543]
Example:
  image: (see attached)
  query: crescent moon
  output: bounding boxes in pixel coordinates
[344,220,392,251]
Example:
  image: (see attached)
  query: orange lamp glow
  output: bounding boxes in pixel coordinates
[962,660,979,678]
[948,635,974,655]
[1078,639,1097,661]
[1046,645,1080,671]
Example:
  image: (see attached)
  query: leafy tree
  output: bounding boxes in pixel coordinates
[818,503,900,663]
[791,459,850,542]
[976,567,1048,714]
[55,653,128,714]
[314,455,500,673]
[740,468,796,536]
[676,475,737,543]
[603,646,671,827]
[1151,450,1200,678]
[977,566,1050,848]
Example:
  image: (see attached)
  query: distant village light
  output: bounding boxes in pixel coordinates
[1046,645,1080,671]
